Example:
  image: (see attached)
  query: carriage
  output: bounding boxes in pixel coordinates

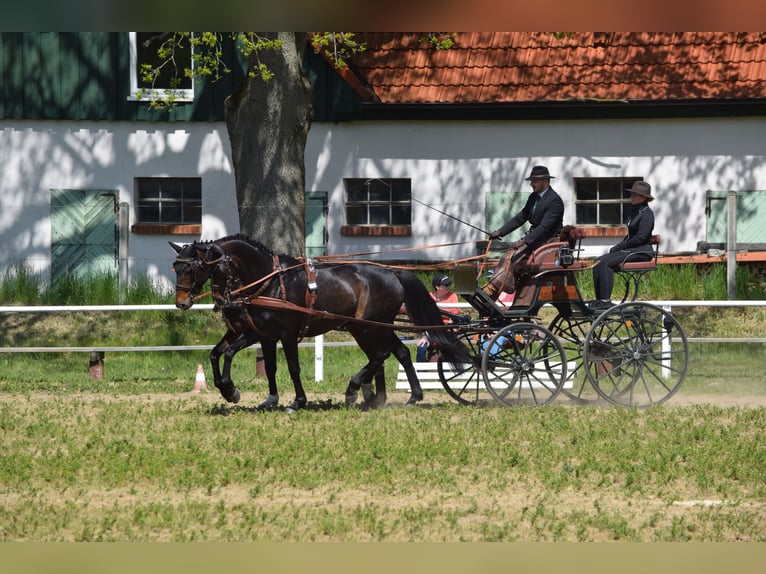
[171,228,689,411]
[428,227,689,409]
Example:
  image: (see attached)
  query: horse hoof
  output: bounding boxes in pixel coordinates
[285,397,307,413]
[230,388,241,404]
[361,383,375,403]
[405,394,423,406]
[345,391,358,406]
[258,395,279,410]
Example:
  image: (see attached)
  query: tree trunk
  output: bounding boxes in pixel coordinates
[224,32,314,255]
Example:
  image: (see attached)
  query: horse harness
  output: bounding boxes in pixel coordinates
[213,253,319,341]
[207,250,449,336]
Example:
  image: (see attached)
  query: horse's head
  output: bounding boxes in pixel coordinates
[170,241,210,310]
[203,243,239,310]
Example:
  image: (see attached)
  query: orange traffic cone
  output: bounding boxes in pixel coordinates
[191,364,207,394]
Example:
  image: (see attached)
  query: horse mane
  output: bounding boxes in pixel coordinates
[210,233,298,263]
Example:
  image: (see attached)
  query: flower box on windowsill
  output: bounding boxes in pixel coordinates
[131,223,202,235]
[340,225,411,237]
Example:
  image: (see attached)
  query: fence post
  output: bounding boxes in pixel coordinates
[314,335,324,382]
[662,305,672,379]
[727,191,737,299]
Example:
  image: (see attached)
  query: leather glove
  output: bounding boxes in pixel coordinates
[509,239,526,250]
[488,230,501,240]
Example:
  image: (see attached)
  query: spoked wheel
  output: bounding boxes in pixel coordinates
[583,302,689,408]
[547,313,602,404]
[437,329,487,405]
[480,322,567,407]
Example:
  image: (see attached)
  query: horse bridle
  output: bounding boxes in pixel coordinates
[204,250,240,306]
[204,248,285,307]
[173,254,209,304]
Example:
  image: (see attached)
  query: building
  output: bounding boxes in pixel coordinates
[2,32,766,290]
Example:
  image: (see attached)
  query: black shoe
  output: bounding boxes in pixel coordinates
[587,299,614,311]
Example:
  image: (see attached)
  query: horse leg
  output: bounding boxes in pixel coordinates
[257,339,280,410]
[217,331,259,404]
[280,339,308,413]
[372,364,387,407]
[345,361,378,406]
[387,333,424,405]
[210,330,241,402]
[209,333,232,387]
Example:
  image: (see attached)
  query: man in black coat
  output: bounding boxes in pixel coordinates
[483,165,564,299]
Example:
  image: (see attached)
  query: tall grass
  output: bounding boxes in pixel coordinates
[1,264,172,305]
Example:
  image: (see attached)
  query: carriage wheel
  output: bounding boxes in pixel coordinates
[480,322,567,408]
[548,314,602,404]
[583,302,689,408]
[437,329,486,406]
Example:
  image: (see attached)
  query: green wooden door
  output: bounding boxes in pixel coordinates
[50,189,118,283]
[305,191,327,257]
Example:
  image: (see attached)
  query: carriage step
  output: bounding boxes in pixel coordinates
[395,361,576,391]
[395,362,470,390]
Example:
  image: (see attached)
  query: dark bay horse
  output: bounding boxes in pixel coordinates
[200,235,469,411]
[171,240,285,409]
[171,239,363,410]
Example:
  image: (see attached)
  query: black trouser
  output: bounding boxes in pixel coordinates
[592,250,650,300]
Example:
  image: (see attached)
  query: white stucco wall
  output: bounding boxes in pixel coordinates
[2,115,765,291]
[0,120,238,289]
[306,116,766,260]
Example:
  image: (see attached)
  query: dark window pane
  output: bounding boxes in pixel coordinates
[576,204,597,224]
[137,33,192,90]
[369,206,390,224]
[600,203,622,224]
[391,206,411,225]
[160,178,184,199]
[346,206,366,225]
[184,203,202,222]
[138,205,159,222]
[161,203,181,222]
[347,188,366,203]
[599,179,621,200]
[575,179,597,201]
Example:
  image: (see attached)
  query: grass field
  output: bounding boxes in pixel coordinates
[1,339,765,542]
[1,266,765,542]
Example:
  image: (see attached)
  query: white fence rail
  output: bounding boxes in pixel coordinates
[2,301,765,382]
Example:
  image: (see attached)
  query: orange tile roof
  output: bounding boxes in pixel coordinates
[346,32,766,103]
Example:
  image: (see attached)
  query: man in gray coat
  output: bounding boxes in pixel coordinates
[483,165,564,299]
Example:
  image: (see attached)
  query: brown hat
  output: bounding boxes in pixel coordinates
[626,181,654,201]
[524,165,555,180]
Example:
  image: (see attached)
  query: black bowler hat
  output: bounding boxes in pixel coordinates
[525,165,555,180]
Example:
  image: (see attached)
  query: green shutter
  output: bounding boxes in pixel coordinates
[305,191,327,257]
[51,190,118,283]
[706,190,766,247]
[485,191,528,241]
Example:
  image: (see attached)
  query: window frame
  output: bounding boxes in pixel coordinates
[128,32,194,102]
[134,177,202,225]
[343,178,412,227]
[573,176,643,225]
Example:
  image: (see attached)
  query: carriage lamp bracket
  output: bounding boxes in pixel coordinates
[557,246,575,267]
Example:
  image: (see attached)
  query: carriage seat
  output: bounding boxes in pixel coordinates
[617,235,661,272]
[524,226,590,272]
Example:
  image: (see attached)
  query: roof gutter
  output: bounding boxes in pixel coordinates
[356,98,766,121]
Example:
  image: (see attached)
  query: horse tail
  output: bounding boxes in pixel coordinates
[395,270,471,369]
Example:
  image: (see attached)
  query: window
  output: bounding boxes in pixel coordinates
[135,177,201,224]
[574,177,643,225]
[128,32,194,101]
[344,178,411,226]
